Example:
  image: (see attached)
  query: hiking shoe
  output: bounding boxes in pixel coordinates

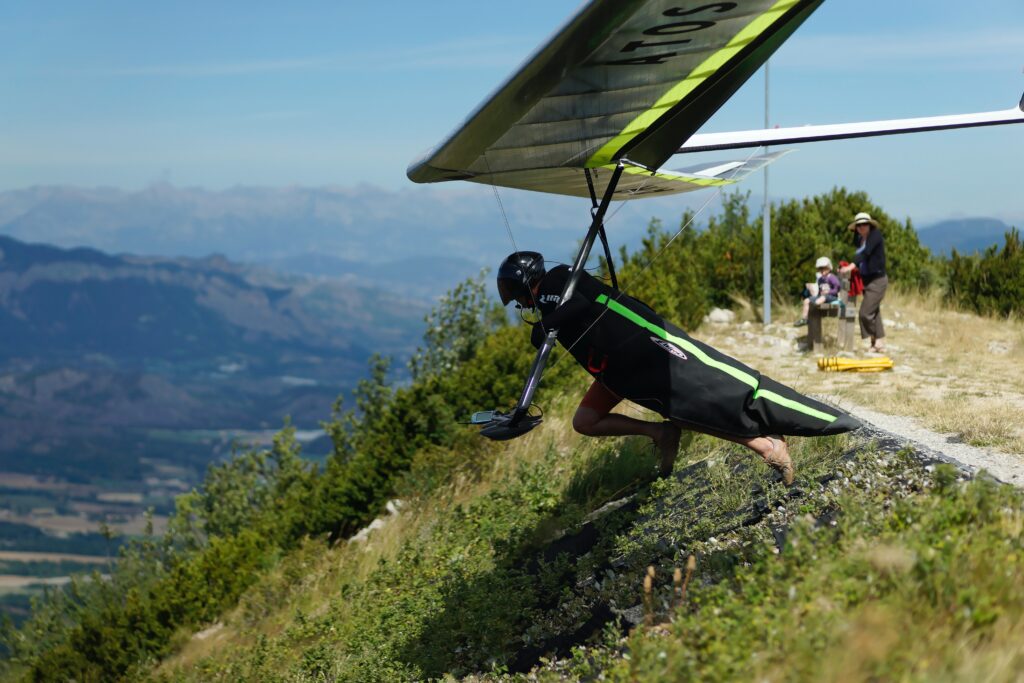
[793,318,808,327]
[762,436,794,486]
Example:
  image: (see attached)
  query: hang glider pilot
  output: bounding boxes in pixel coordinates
[497,251,862,485]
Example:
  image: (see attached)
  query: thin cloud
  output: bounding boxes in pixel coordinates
[44,35,536,79]
[244,110,312,122]
[776,29,1023,71]
[105,57,333,77]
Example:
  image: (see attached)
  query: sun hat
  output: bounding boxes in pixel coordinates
[848,211,880,230]
[815,256,832,269]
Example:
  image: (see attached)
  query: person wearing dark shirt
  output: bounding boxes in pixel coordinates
[839,212,887,353]
[496,251,861,485]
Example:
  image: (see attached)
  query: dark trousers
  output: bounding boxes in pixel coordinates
[859,275,888,340]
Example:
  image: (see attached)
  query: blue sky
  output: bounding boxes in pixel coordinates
[2,1,1022,224]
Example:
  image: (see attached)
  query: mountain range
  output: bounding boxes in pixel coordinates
[0,184,668,298]
[0,233,428,484]
[914,217,1017,256]
[1,186,1016,299]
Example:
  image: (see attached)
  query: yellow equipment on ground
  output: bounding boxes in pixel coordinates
[818,356,894,372]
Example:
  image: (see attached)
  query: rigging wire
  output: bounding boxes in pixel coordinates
[554,145,766,362]
[483,152,548,338]
[482,153,520,256]
[481,139,764,385]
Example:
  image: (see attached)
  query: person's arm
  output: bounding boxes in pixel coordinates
[530,321,544,349]
[530,296,589,349]
[861,229,883,259]
[539,294,588,329]
[827,273,841,294]
[529,266,588,348]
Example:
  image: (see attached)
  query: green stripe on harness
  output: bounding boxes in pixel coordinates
[594,294,837,424]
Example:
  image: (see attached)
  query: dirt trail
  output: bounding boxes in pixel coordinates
[827,396,1024,487]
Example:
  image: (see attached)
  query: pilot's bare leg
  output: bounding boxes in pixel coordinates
[572,381,681,477]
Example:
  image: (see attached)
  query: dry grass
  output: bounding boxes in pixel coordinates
[699,287,1024,458]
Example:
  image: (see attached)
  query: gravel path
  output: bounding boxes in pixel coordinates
[819,394,1024,488]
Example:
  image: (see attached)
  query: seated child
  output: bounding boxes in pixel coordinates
[794,256,841,326]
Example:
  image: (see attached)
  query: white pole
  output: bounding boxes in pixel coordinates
[762,61,771,325]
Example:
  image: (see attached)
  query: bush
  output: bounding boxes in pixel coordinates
[946,228,1024,317]
[617,188,936,325]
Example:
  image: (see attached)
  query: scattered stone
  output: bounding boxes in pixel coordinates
[193,622,224,641]
[583,496,635,524]
[615,604,645,626]
[987,341,1011,355]
[704,308,736,324]
[349,517,387,543]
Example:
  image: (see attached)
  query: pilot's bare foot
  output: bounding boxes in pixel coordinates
[760,436,794,486]
[656,421,682,478]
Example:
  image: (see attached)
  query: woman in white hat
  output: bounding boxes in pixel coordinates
[839,212,887,352]
[794,256,840,326]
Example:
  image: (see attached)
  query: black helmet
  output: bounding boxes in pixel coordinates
[497,251,545,306]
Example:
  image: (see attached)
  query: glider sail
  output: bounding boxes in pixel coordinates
[408,0,824,199]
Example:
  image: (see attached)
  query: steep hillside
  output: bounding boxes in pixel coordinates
[5,191,1023,682]
[139,292,1024,683]
[0,233,425,438]
[0,234,427,572]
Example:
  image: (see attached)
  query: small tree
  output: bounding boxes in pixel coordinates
[617,216,710,331]
[409,269,506,381]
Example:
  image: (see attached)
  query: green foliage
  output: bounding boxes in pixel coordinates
[1,428,312,682]
[198,424,315,543]
[7,189,1006,683]
[946,228,1024,317]
[619,188,936,326]
[409,269,507,381]
[697,192,764,308]
[594,466,1024,682]
[136,407,1024,683]
[771,187,935,295]
[617,216,710,331]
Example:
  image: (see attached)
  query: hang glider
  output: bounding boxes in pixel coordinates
[407,0,1024,439]
[408,0,1024,200]
[409,0,828,199]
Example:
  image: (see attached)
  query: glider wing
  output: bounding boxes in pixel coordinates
[680,93,1024,153]
[408,0,823,199]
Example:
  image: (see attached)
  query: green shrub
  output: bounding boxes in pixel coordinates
[946,228,1024,317]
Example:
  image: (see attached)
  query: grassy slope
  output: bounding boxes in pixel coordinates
[150,295,1024,683]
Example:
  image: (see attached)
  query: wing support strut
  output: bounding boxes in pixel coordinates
[478,163,625,441]
[676,94,1024,154]
[585,168,619,291]
[510,162,625,426]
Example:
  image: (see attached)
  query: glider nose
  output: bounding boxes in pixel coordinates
[826,412,863,435]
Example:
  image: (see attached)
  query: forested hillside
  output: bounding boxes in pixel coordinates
[2,189,1022,682]
[0,234,426,470]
